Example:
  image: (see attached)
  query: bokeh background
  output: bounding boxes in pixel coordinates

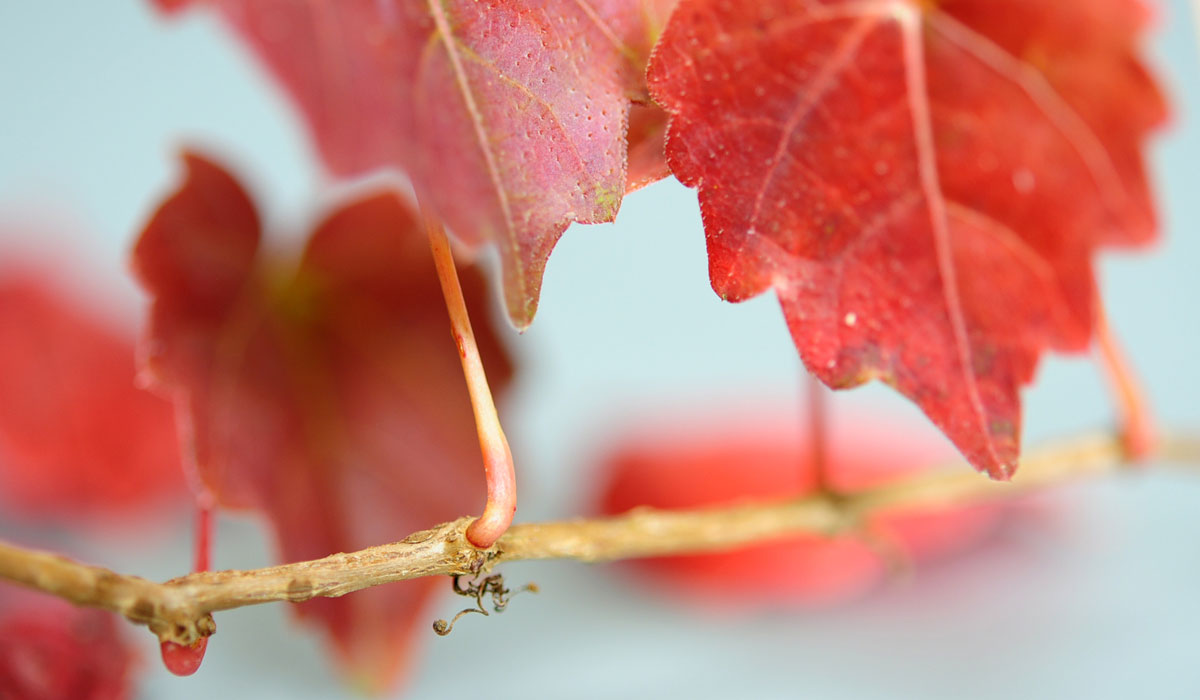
[1,1,1198,698]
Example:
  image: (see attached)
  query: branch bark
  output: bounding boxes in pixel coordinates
[1,431,1198,647]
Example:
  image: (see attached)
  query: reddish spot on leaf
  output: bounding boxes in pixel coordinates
[132,153,514,692]
[598,410,1004,605]
[0,592,138,700]
[154,0,672,328]
[0,273,183,517]
[648,0,1166,478]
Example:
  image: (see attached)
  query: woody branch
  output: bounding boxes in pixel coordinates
[0,430,1198,648]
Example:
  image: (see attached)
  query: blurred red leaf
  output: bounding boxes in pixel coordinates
[0,591,138,700]
[0,273,183,517]
[155,0,673,328]
[648,0,1166,478]
[598,410,1004,606]
[132,153,513,691]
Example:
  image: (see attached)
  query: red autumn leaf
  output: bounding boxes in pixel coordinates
[154,0,671,329]
[648,0,1166,478]
[597,409,1004,605]
[625,0,681,191]
[132,153,514,691]
[0,590,139,700]
[0,272,183,517]
[625,102,673,192]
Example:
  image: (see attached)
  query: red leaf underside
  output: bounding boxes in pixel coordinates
[156,0,675,328]
[133,153,514,691]
[0,592,138,700]
[0,273,183,517]
[648,0,1165,478]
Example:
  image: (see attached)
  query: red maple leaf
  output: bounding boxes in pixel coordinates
[0,271,183,517]
[132,153,514,691]
[0,590,139,700]
[598,409,1005,605]
[648,0,1166,477]
[153,0,672,329]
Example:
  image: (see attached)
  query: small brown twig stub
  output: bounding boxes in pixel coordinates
[432,573,539,636]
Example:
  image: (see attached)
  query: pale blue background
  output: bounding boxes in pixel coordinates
[0,1,1198,698]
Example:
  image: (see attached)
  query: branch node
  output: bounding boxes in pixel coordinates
[821,491,861,537]
[148,612,215,647]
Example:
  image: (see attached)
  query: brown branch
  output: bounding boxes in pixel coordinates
[2,431,1199,647]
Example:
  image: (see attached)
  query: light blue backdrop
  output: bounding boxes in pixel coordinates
[0,2,1197,698]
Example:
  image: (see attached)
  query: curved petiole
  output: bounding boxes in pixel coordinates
[421,204,516,549]
[1095,310,1155,461]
